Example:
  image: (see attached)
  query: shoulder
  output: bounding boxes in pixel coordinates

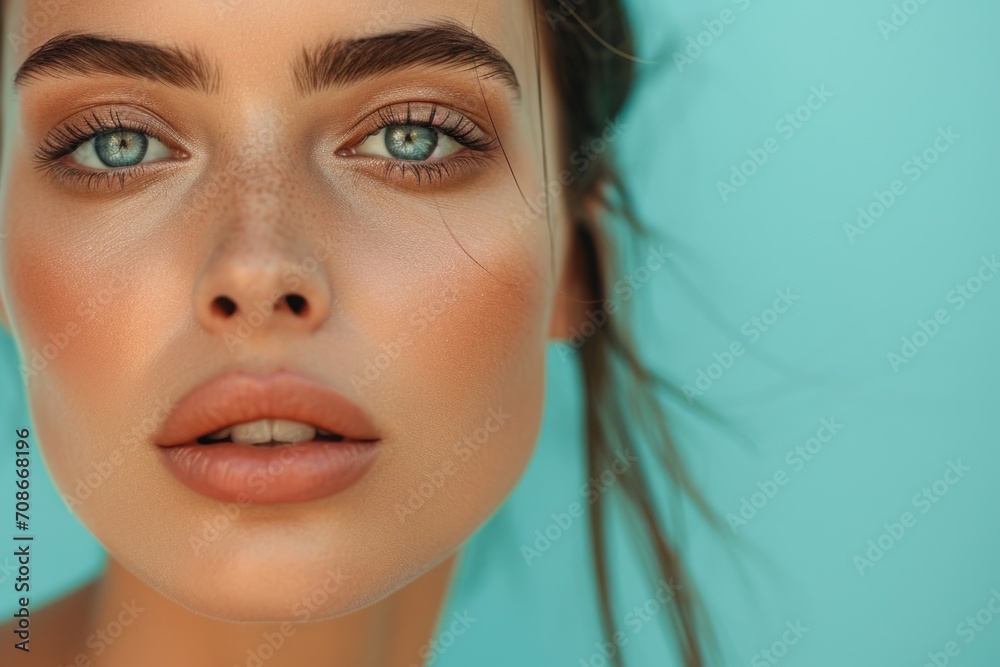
[0,579,98,666]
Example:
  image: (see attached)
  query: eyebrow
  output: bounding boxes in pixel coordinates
[294,21,520,101]
[13,22,521,101]
[14,33,220,93]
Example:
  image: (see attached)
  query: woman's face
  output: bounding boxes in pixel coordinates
[0,0,578,620]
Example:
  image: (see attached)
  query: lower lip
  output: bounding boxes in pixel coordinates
[160,440,379,504]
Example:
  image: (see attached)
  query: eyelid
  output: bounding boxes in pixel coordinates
[341,101,498,156]
[34,102,501,192]
[34,106,187,166]
[335,101,501,186]
[69,132,174,170]
[352,126,463,162]
[33,106,188,192]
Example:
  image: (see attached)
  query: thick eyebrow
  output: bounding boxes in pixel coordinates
[12,23,520,101]
[13,33,220,94]
[294,21,520,102]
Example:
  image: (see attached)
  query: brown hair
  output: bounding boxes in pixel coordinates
[532,1,717,664]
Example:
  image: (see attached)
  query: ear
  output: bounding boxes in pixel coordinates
[548,197,602,341]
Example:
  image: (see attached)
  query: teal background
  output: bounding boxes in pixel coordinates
[2,0,999,665]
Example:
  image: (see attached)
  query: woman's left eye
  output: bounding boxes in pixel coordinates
[70,130,173,169]
[353,124,462,162]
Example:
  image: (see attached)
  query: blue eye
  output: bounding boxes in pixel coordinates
[94,131,147,167]
[71,130,172,169]
[386,125,437,160]
[355,124,462,162]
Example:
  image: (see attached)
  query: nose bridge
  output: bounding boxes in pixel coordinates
[208,103,299,214]
[224,114,299,218]
[191,126,331,339]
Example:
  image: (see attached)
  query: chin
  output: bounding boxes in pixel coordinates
[131,549,394,623]
[102,507,468,624]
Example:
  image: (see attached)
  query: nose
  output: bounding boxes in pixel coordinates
[194,245,331,338]
[190,118,332,341]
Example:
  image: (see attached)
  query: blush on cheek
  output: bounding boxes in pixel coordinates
[367,244,550,477]
[3,234,178,498]
[434,260,547,394]
[351,226,551,407]
[6,230,181,392]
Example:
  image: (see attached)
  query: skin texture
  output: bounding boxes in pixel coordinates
[0,0,589,664]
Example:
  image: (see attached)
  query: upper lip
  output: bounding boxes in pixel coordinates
[154,370,380,447]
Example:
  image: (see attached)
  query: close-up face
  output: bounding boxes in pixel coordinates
[0,0,577,621]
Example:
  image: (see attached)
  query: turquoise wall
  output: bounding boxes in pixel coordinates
[1,1,997,665]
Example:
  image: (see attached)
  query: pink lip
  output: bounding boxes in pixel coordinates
[155,370,381,504]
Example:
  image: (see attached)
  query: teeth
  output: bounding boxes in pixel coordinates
[270,419,317,443]
[230,418,317,444]
[198,419,346,445]
[205,419,319,444]
[231,419,277,444]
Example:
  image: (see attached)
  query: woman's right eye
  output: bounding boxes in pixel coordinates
[69,130,173,169]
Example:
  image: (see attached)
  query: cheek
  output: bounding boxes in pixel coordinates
[340,214,553,548]
[346,201,552,422]
[0,204,185,517]
[391,257,549,471]
[1,187,185,391]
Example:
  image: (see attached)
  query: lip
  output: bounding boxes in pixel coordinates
[155,370,381,504]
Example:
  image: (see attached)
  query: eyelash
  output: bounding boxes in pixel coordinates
[34,103,499,192]
[33,109,169,191]
[349,102,500,186]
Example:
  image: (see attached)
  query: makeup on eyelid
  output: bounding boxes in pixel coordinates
[30,100,504,192]
[14,20,523,193]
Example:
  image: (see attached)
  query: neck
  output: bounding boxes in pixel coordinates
[78,554,459,667]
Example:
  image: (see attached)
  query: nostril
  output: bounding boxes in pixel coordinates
[285,293,308,315]
[211,296,238,317]
[206,294,310,320]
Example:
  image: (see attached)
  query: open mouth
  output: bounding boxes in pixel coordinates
[194,418,348,446]
[154,370,381,503]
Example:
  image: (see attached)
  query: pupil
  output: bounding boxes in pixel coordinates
[385,125,438,161]
[95,131,149,168]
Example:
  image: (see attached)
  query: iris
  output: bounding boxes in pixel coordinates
[94,131,149,168]
[384,125,438,161]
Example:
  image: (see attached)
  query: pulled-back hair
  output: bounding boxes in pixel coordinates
[534,1,715,664]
